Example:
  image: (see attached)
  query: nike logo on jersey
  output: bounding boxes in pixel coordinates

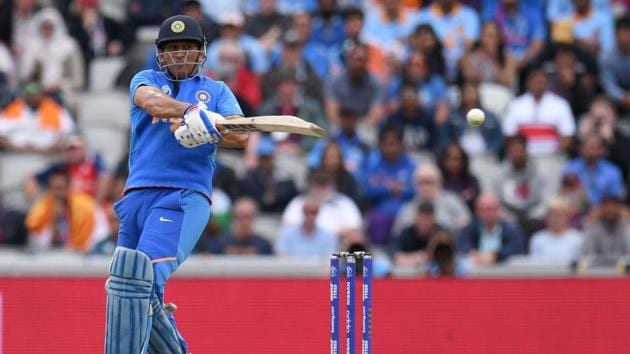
[159,216,173,222]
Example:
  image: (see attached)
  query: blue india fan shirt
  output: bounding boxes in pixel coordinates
[125,70,243,199]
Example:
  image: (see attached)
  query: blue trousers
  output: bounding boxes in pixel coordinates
[113,188,210,351]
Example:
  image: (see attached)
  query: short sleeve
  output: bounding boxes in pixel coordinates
[216,82,244,117]
[129,70,156,106]
[557,100,575,136]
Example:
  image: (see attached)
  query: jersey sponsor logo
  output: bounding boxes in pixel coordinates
[171,20,185,33]
[195,90,211,103]
[161,85,172,96]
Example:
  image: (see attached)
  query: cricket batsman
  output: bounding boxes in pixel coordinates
[104,15,248,354]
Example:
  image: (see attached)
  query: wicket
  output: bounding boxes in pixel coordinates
[330,252,372,354]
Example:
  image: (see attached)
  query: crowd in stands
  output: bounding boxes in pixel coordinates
[0,0,629,277]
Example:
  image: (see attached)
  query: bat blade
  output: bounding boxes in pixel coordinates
[215,115,328,138]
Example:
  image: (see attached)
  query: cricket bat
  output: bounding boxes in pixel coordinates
[216,115,328,138]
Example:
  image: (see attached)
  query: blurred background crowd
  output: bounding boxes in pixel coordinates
[0,0,629,277]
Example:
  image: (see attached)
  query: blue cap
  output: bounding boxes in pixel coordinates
[256,138,276,156]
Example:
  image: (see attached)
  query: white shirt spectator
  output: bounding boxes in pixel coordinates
[503,92,575,156]
[275,225,337,258]
[529,229,583,261]
[281,193,362,236]
[0,42,16,88]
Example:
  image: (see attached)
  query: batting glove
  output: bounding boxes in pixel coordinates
[182,104,222,144]
[174,124,205,148]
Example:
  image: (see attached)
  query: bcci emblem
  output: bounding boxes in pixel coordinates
[330,266,338,277]
[161,85,171,96]
[171,20,185,33]
[195,90,211,103]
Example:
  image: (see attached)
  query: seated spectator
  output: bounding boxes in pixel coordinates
[582,195,630,263]
[457,194,525,266]
[564,134,625,206]
[276,195,337,258]
[546,44,597,117]
[0,196,27,246]
[183,0,220,43]
[385,85,438,153]
[282,169,363,238]
[0,40,16,100]
[262,30,323,103]
[281,12,330,79]
[206,197,273,255]
[599,15,630,114]
[325,43,384,127]
[310,141,362,206]
[309,0,345,49]
[0,82,75,153]
[213,159,239,201]
[559,172,590,229]
[206,11,269,75]
[362,0,419,57]
[91,204,119,256]
[244,0,290,52]
[390,201,447,267]
[240,137,298,213]
[307,107,368,177]
[494,135,545,234]
[257,68,327,153]
[407,24,446,78]
[530,196,583,261]
[426,231,466,276]
[24,135,110,204]
[502,66,575,156]
[20,7,84,110]
[393,164,471,236]
[439,81,503,156]
[438,143,481,211]
[25,166,108,253]
[361,124,416,244]
[388,51,449,125]
[552,0,614,56]
[460,21,517,88]
[418,0,480,80]
[489,0,545,68]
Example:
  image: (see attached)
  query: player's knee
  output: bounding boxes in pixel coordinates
[106,247,154,297]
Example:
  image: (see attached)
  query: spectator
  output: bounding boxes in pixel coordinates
[388,51,449,125]
[386,85,438,152]
[0,196,28,246]
[546,44,597,117]
[0,40,16,100]
[240,137,298,213]
[206,11,269,75]
[310,0,346,49]
[25,166,108,253]
[244,0,290,52]
[582,195,630,262]
[307,107,368,177]
[502,66,575,156]
[552,0,614,56]
[407,24,446,78]
[530,196,583,261]
[0,82,75,153]
[206,197,273,255]
[284,12,330,79]
[325,43,385,127]
[333,7,388,81]
[564,134,625,206]
[91,204,119,256]
[362,0,418,57]
[439,81,503,156]
[125,0,177,31]
[67,0,127,68]
[10,0,39,58]
[276,195,337,258]
[24,135,110,204]
[425,230,464,276]
[361,124,416,244]
[257,68,327,152]
[262,30,323,103]
[418,0,481,81]
[457,194,525,266]
[282,169,363,237]
[390,201,447,267]
[310,141,362,205]
[182,0,220,44]
[495,134,545,228]
[489,0,545,68]
[20,7,85,109]
[393,164,471,236]
[213,160,240,201]
[547,0,612,21]
[599,15,630,114]
[460,21,517,88]
[438,143,481,211]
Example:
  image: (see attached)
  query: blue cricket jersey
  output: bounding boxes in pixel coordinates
[125,70,243,199]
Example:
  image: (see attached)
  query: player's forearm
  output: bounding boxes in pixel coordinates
[218,131,249,148]
[135,86,190,118]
